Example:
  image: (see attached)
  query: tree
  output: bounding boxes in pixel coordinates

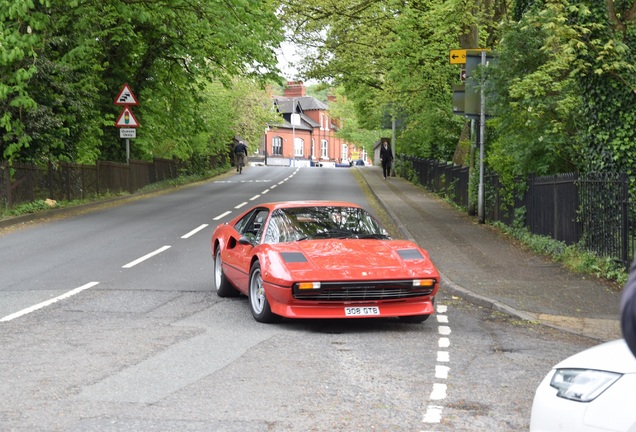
[279,0,509,160]
[1,0,285,164]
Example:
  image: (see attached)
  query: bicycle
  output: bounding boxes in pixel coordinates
[235,154,245,174]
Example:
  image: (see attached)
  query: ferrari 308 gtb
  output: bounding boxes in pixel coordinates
[210,201,440,323]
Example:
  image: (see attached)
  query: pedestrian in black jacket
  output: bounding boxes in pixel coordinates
[380,141,393,180]
[621,258,636,357]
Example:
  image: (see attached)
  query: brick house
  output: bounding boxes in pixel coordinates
[262,81,369,167]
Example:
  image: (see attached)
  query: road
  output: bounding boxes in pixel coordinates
[0,166,596,431]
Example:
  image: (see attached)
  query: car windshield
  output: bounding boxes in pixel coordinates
[263,206,391,243]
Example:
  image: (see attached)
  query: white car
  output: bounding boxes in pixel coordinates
[530,339,636,431]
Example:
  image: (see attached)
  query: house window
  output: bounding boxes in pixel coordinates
[321,140,328,159]
[272,136,282,156]
[294,138,304,157]
[341,144,348,161]
[311,138,316,159]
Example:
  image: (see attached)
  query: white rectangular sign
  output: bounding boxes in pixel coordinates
[120,128,136,139]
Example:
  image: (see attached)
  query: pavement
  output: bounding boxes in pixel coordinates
[357,165,623,342]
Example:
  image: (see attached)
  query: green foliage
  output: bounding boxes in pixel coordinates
[493,220,627,284]
[576,1,636,178]
[3,199,55,217]
[487,3,585,177]
[326,86,385,156]
[1,0,284,164]
[487,0,636,185]
[279,0,507,164]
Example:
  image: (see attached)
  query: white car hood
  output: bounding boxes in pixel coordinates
[554,339,636,374]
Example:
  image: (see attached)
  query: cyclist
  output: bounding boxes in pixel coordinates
[234,140,248,174]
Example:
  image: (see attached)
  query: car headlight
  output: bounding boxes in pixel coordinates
[550,368,621,402]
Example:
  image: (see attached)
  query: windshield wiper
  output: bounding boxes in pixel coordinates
[357,233,391,239]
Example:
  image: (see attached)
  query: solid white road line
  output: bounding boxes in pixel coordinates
[0,281,99,322]
[122,245,171,269]
[181,224,208,239]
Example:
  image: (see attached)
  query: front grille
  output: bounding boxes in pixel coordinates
[292,280,435,301]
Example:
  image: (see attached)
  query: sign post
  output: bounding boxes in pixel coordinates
[291,113,300,167]
[113,84,139,165]
[449,49,493,223]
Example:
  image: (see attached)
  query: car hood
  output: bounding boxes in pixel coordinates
[553,339,636,374]
[281,239,435,272]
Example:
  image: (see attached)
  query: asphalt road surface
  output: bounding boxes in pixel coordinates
[0,166,596,431]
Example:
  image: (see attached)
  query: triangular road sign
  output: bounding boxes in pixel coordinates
[114,83,138,105]
[115,107,140,128]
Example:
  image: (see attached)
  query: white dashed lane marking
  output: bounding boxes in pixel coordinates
[181,224,208,239]
[0,282,100,322]
[122,246,171,269]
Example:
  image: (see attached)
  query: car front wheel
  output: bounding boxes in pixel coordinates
[249,261,281,323]
[214,247,239,297]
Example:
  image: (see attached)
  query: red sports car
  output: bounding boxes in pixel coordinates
[210,201,440,323]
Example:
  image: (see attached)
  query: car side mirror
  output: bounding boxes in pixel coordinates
[238,236,255,246]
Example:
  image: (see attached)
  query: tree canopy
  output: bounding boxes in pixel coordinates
[4,0,636,190]
[1,0,284,164]
[279,0,636,184]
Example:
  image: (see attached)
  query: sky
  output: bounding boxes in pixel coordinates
[276,41,301,81]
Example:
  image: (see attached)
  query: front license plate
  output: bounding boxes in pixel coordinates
[344,306,380,316]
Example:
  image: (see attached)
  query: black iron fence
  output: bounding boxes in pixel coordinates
[399,155,635,267]
[0,155,225,209]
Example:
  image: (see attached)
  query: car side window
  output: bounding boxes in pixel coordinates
[235,208,269,242]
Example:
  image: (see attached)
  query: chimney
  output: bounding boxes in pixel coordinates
[284,81,306,97]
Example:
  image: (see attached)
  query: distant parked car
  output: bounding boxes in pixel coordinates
[355,159,365,166]
[530,339,636,431]
[210,201,440,323]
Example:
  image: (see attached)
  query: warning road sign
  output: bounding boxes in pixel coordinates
[114,83,138,105]
[115,107,140,128]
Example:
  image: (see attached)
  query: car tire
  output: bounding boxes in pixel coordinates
[248,261,281,323]
[398,314,431,324]
[214,247,239,297]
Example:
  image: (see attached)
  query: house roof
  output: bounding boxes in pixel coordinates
[274,95,328,113]
[271,95,327,131]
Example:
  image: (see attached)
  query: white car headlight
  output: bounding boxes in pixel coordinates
[550,368,622,402]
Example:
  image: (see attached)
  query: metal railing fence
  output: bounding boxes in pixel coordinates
[399,155,634,267]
